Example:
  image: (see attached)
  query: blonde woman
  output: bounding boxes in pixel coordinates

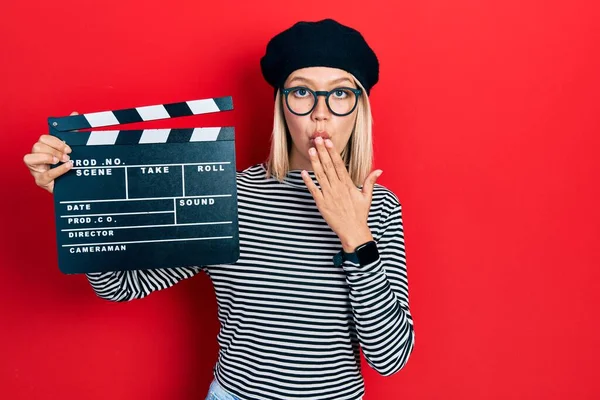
[23,18,414,400]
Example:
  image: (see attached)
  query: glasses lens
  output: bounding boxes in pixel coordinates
[328,89,357,115]
[287,88,315,115]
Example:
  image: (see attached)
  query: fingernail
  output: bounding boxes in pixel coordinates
[52,156,58,164]
[66,160,73,169]
[315,137,323,144]
[377,170,383,177]
[325,139,333,147]
[62,153,70,162]
[309,148,316,156]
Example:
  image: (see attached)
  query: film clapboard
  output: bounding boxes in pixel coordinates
[48,96,240,274]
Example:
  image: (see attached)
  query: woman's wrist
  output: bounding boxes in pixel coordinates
[340,226,374,253]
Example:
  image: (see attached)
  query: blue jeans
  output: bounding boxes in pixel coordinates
[205,378,364,400]
[205,379,240,400]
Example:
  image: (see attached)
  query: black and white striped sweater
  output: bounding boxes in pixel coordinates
[86,163,415,400]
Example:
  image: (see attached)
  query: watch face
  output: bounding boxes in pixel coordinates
[355,241,379,265]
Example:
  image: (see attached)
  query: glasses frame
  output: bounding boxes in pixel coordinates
[281,86,363,117]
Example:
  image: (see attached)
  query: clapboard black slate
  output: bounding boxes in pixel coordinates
[48,96,240,274]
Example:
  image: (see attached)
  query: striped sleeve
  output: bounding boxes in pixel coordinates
[341,193,415,376]
[85,266,203,302]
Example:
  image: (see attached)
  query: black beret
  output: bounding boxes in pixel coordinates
[260,18,379,96]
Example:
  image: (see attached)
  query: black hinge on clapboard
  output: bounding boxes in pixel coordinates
[48,96,234,145]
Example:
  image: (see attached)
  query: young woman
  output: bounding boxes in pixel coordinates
[23,18,414,400]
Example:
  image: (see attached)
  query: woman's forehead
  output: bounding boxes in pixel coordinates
[286,67,353,84]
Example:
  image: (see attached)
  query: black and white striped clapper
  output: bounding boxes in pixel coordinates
[48,96,239,274]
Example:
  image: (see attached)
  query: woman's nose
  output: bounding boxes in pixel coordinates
[311,96,330,120]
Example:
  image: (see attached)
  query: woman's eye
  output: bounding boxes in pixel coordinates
[293,88,309,97]
[333,89,348,98]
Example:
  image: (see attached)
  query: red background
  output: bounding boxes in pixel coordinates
[2,1,599,399]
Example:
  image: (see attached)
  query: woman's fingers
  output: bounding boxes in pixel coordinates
[37,134,71,155]
[24,131,75,193]
[312,137,337,186]
[308,146,332,193]
[33,161,73,192]
[31,141,70,162]
[38,161,73,185]
[324,139,353,186]
[23,152,60,171]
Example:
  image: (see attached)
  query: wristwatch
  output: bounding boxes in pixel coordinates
[333,240,379,267]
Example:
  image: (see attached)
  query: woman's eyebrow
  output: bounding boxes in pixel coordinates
[288,76,353,86]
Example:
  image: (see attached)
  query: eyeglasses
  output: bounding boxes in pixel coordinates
[281,86,362,117]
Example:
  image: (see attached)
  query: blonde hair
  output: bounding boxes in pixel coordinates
[265,74,374,187]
